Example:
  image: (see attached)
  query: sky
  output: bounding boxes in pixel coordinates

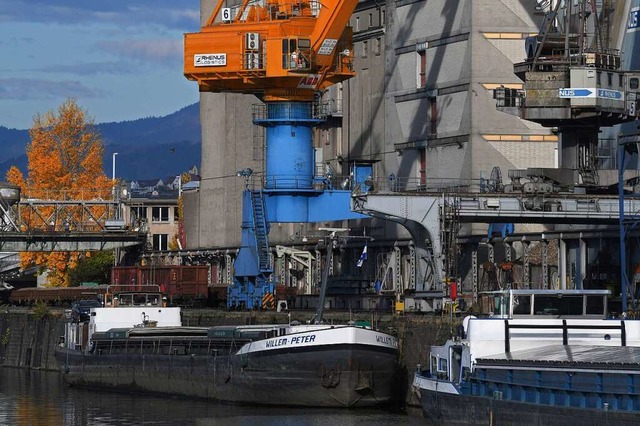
[0,0,201,129]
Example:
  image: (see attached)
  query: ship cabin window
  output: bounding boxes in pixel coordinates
[134,293,147,305]
[430,355,438,374]
[630,78,639,90]
[450,346,462,382]
[437,358,448,380]
[282,38,310,70]
[438,357,447,372]
[129,293,160,306]
[529,294,605,317]
[493,294,509,316]
[118,294,134,306]
[512,295,532,315]
[533,295,581,316]
[585,295,606,315]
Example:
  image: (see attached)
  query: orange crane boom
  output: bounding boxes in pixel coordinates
[184,0,357,101]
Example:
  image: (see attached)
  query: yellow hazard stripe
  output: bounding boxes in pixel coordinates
[262,293,275,308]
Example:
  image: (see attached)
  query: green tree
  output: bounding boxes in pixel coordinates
[68,251,115,286]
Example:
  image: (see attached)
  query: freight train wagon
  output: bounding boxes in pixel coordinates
[112,265,210,307]
[8,285,108,306]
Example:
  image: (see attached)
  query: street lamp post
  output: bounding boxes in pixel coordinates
[112,152,118,183]
[112,152,119,267]
[112,152,119,205]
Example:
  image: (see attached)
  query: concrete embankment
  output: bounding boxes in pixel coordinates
[0,307,457,406]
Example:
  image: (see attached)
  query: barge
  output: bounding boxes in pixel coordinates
[57,291,399,407]
[413,289,640,425]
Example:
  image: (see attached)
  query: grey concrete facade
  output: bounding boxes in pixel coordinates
[384,0,555,186]
[184,0,561,297]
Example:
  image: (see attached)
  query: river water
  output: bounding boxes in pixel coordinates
[0,367,424,425]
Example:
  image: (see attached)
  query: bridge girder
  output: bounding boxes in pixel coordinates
[0,232,145,252]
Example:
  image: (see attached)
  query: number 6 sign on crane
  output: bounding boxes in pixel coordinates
[221,8,231,22]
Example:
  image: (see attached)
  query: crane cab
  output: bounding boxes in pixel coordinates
[184,0,357,100]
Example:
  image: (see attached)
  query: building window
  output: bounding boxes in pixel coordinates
[363,40,368,57]
[369,13,373,27]
[130,206,147,222]
[429,97,438,134]
[152,206,169,222]
[152,234,168,251]
[355,16,359,32]
[174,206,180,222]
[375,37,381,56]
[607,73,613,86]
[381,10,385,25]
[418,50,426,88]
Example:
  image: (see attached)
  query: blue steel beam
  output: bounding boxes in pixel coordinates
[228,101,370,309]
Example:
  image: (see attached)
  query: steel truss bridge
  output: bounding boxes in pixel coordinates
[0,197,145,252]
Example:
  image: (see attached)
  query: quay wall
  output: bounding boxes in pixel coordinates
[0,308,457,406]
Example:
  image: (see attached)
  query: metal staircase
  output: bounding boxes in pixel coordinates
[250,190,271,273]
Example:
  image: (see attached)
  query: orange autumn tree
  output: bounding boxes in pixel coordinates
[6,99,112,287]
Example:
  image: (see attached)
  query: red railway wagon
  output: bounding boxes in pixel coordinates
[112,265,210,307]
[8,285,107,306]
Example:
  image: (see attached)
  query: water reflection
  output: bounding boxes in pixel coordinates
[0,368,422,425]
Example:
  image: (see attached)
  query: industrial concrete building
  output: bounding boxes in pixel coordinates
[183,0,637,310]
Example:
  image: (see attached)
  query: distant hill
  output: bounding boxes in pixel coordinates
[0,103,201,181]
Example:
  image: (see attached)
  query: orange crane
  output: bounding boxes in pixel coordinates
[184,0,366,310]
[184,0,357,102]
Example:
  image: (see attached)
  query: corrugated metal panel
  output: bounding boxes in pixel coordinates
[479,344,640,367]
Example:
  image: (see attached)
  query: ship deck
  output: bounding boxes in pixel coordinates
[476,345,640,371]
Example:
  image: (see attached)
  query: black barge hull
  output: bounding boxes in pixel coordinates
[58,345,398,408]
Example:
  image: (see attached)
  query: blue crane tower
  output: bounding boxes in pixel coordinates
[184,0,372,308]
